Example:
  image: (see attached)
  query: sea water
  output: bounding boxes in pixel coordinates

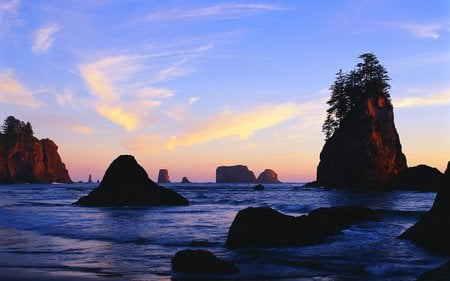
[0,183,446,280]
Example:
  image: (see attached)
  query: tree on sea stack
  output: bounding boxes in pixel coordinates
[311,53,407,189]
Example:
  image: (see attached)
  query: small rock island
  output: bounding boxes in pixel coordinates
[216,165,256,183]
[75,155,188,206]
[158,169,171,183]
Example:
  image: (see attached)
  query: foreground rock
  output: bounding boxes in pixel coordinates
[158,169,171,183]
[226,206,379,248]
[253,184,264,191]
[172,249,239,274]
[399,161,450,254]
[216,165,256,183]
[392,164,445,191]
[75,155,188,206]
[0,116,72,183]
[181,177,191,183]
[417,260,450,281]
[257,169,281,183]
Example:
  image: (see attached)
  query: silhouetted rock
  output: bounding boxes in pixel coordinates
[75,155,188,206]
[0,133,72,183]
[87,174,93,183]
[417,260,450,281]
[216,165,256,183]
[392,164,445,191]
[181,177,191,183]
[158,169,171,183]
[226,206,379,248]
[257,169,281,183]
[313,95,407,189]
[172,249,239,274]
[253,184,264,191]
[399,161,450,254]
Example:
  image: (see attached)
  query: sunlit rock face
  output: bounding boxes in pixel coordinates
[0,138,72,183]
[75,155,188,206]
[158,169,171,183]
[315,96,407,189]
[216,165,256,183]
[257,169,281,183]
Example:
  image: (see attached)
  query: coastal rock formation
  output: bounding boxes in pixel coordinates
[417,260,450,281]
[257,169,281,183]
[226,206,379,248]
[312,95,407,189]
[87,174,93,183]
[216,165,256,183]
[181,177,191,183]
[253,184,264,191]
[158,169,171,183]
[392,164,444,191]
[75,155,188,206]
[399,161,450,254]
[172,249,239,274]
[0,117,72,184]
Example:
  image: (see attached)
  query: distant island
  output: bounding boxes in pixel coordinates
[216,165,281,183]
[0,116,72,184]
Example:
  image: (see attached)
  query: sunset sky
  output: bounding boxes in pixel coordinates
[1,0,449,182]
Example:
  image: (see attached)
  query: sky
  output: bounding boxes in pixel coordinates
[0,0,449,182]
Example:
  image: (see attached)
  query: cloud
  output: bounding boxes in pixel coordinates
[145,3,283,21]
[394,90,450,108]
[32,23,61,54]
[0,0,21,36]
[71,124,93,134]
[0,69,39,107]
[388,22,449,39]
[139,87,175,99]
[165,102,303,150]
[122,134,163,154]
[55,87,74,106]
[188,97,199,105]
[97,104,139,131]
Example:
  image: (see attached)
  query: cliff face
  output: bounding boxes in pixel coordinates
[216,165,256,183]
[257,169,281,183]
[316,96,407,188]
[158,169,171,183]
[0,138,72,183]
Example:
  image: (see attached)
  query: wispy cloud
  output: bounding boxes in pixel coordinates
[0,0,22,36]
[71,124,93,134]
[387,22,449,39]
[32,23,61,54]
[394,90,450,108]
[145,3,283,21]
[122,134,163,154]
[0,69,39,107]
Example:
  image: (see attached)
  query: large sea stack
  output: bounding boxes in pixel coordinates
[257,169,281,183]
[75,155,188,206]
[158,169,171,183]
[0,116,72,183]
[216,165,256,183]
[310,53,407,189]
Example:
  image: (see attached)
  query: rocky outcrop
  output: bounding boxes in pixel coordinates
[181,177,191,183]
[312,95,407,189]
[158,169,171,183]
[257,169,281,183]
[392,164,445,191]
[253,184,264,191]
[0,137,72,184]
[216,165,256,183]
[226,206,379,248]
[417,260,450,281]
[87,174,93,183]
[399,161,450,254]
[75,155,188,206]
[172,249,239,274]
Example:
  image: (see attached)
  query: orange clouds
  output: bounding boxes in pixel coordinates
[0,69,39,107]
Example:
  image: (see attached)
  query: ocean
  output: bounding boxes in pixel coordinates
[0,183,446,280]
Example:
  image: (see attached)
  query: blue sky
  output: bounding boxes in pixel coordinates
[0,0,449,182]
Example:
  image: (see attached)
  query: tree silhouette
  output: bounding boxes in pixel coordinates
[1,116,35,145]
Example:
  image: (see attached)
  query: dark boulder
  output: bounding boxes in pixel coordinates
[417,260,450,281]
[399,161,450,254]
[74,155,188,206]
[392,164,445,191]
[253,184,264,191]
[226,206,379,248]
[172,249,239,274]
[158,169,171,183]
[216,165,256,183]
[181,176,191,183]
[257,169,281,183]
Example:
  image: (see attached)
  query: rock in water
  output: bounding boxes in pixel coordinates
[399,161,450,254]
[216,165,256,183]
[181,177,191,183]
[253,184,264,191]
[225,206,379,248]
[417,260,450,281]
[314,95,407,189]
[257,169,281,183]
[74,155,188,206]
[158,169,171,183]
[392,164,445,191]
[172,249,239,274]
[87,174,93,183]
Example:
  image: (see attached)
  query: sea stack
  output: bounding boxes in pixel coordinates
[392,164,445,191]
[87,174,93,183]
[75,155,188,206]
[158,169,171,183]
[257,169,281,183]
[216,165,256,183]
[181,177,191,183]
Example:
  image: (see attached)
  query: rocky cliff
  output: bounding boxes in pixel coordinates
[0,136,72,184]
[216,165,256,183]
[392,164,445,191]
[314,95,407,189]
[257,169,281,183]
[158,169,171,183]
